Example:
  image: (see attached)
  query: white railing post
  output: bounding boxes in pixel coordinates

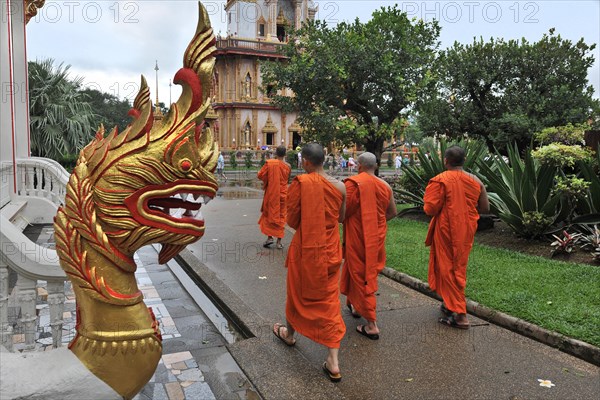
[16,275,37,350]
[47,281,64,348]
[0,260,13,351]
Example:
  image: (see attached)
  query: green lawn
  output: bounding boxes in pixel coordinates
[386,218,600,347]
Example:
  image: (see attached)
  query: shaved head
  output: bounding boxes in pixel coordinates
[301,143,325,166]
[445,145,465,167]
[275,145,286,157]
[358,152,377,171]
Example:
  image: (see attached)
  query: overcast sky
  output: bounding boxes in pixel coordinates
[26,0,600,104]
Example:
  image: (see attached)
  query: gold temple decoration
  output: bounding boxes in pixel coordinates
[262,113,278,133]
[25,0,45,23]
[53,3,218,399]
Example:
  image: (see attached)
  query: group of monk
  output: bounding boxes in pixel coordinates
[256,143,489,382]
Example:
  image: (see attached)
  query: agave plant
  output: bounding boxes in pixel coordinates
[476,143,562,238]
[394,137,488,208]
[572,150,600,224]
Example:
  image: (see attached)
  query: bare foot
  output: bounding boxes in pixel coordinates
[272,323,295,346]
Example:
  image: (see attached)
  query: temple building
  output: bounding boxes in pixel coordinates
[211,0,318,151]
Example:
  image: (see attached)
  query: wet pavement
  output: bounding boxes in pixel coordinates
[180,184,600,400]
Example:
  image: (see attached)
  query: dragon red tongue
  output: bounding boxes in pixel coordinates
[158,244,186,264]
[150,198,201,210]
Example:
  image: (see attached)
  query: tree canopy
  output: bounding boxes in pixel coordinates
[80,88,132,134]
[261,6,440,164]
[417,29,599,151]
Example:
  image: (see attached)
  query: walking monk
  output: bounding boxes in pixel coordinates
[258,145,291,249]
[423,145,489,329]
[341,152,397,340]
[272,143,347,382]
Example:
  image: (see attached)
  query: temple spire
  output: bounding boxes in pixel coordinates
[154,60,163,120]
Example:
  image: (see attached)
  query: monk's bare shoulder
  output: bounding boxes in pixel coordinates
[465,171,485,188]
[326,175,346,196]
[376,176,393,191]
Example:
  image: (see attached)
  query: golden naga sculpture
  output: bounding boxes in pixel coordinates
[53,3,218,399]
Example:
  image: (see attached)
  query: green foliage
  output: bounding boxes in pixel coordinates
[395,137,488,206]
[532,144,593,168]
[28,59,96,160]
[259,152,266,167]
[80,88,132,134]
[417,30,599,151]
[554,175,590,199]
[522,211,554,238]
[534,123,587,146]
[476,144,562,238]
[286,150,298,168]
[386,218,600,346]
[386,152,393,168]
[574,151,600,219]
[56,153,78,172]
[261,6,440,162]
[244,151,253,169]
[229,151,238,169]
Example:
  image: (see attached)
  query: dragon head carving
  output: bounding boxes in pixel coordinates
[53,4,219,398]
[74,5,218,264]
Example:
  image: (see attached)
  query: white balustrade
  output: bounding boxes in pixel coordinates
[0,157,70,352]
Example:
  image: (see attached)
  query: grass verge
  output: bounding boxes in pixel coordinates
[386,218,600,347]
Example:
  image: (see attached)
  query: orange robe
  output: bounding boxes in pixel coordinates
[285,173,346,348]
[258,159,291,238]
[424,170,481,314]
[340,173,391,321]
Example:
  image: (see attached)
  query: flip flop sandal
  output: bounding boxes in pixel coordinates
[272,323,296,346]
[347,304,360,318]
[263,239,274,248]
[440,303,453,316]
[322,362,342,383]
[438,315,470,330]
[276,243,284,249]
[356,325,379,340]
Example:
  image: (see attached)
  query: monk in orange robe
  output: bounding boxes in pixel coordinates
[341,152,396,340]
[424,145,489,329]
[272,143,347,382]
[258,145,291,249]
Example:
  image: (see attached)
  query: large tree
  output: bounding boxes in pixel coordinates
[28,59,96,160]
[80,88,132,134]
[261,6,440,165]
[417,29,599,151]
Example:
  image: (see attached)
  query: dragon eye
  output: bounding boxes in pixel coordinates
[180,159,193,172]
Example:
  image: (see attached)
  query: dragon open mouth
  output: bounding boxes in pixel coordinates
[125,180,217,236]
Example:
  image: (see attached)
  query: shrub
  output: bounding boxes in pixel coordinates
[259,152,266,167]
[244,151,253,169]
[534,123,587,146]
[522,211,554,238]
[532,143,592,168]
[550,230,582,257]
[229,151,238,169]
[286,150,298,167]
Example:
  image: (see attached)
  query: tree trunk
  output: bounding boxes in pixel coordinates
[364,135,385,176]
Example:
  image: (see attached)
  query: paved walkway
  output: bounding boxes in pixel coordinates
[178,185,600,400]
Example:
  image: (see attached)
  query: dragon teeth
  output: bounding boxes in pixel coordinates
[193,194,201,201]
[202,195,212,205]
[180,193,189,202]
